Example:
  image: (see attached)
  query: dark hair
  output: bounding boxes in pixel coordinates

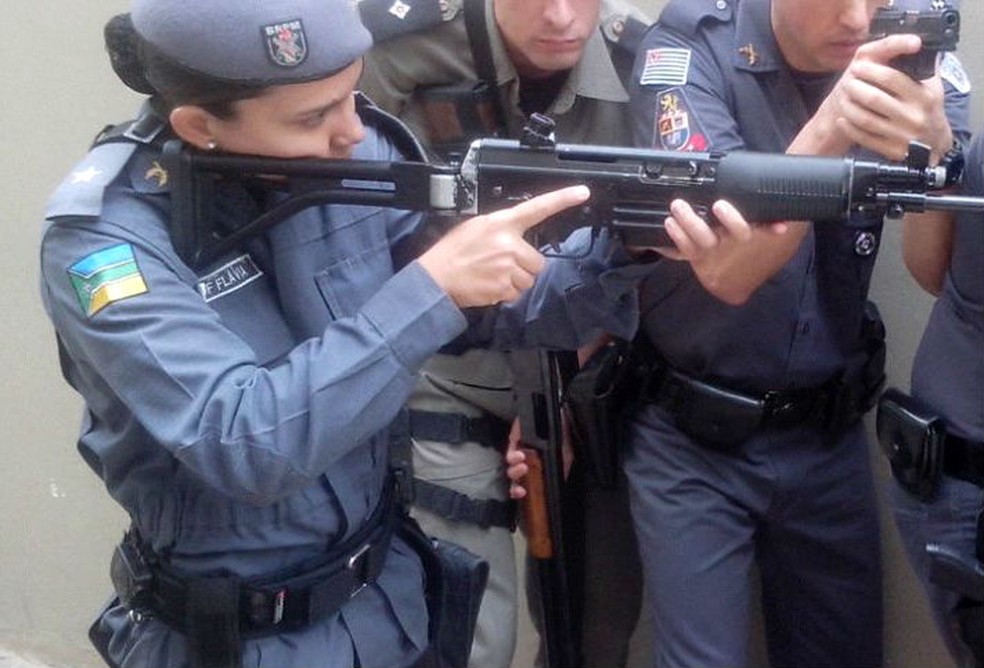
[103,13,264,119]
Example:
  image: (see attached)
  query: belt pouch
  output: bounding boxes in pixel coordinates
[401,517,489,668]
[565,341,633,488]
[668,373,763,448]
[876,387,945,500]
[186,576,243,668]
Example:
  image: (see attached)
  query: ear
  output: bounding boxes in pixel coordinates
[169,105,220,149]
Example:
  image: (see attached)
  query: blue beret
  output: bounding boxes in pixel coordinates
[131,0,373,85]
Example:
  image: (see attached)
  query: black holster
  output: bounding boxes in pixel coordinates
[564,340,641,488]
[400,517,489,668]
[876,388,946,501]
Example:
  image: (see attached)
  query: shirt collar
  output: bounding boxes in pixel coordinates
[486,4,628,114]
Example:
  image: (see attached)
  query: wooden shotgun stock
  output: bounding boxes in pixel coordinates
[520,447,553,559]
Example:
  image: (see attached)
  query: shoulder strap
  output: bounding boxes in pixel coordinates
[462,0,508,129]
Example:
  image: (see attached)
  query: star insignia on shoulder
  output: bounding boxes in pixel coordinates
[70,166,102,185]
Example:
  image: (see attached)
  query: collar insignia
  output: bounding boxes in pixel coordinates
[738,44,759,66]
[144,161,168,188]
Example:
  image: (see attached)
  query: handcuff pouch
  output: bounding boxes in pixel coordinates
[876,387,945,501]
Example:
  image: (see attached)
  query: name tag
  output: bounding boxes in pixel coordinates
[197,255,263,303]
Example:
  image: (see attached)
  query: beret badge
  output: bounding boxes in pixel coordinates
[263,20,308,68]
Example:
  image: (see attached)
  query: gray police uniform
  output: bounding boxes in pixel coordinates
[624,0,972,666]
[891,127,984,668]
[39,100,651,667]
[360,1,649,666]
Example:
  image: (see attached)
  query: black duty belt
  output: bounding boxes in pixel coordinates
[408,409,511,449]
[112,487,396,640]
[638,364,868,448]
[943,434,984,488]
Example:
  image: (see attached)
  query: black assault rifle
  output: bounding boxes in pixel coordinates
[164,114,982,270]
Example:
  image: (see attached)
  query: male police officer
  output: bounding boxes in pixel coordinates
[358,0,653,666]
[886,124,983,668]
[625,0,971,666]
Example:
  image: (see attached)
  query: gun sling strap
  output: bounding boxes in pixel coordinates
[463,0,508,131]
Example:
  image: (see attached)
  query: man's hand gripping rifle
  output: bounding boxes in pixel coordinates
[164,113,982,269]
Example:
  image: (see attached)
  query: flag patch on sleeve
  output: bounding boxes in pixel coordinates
[68,243,148,316]
[640,48,692,86]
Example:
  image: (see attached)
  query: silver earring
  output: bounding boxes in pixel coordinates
[206,140,218,151]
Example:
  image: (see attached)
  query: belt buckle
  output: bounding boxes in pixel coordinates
[764,390,808,426]
[347,543,373,596]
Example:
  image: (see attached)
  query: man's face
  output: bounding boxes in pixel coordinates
[207,60,366,159]
[494,0,602,79]
[772,0,887,73]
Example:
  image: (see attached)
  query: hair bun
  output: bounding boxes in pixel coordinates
[104,13,155,95]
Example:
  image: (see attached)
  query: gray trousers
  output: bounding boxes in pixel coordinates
[890,476,984,668]
[624,405,883,668]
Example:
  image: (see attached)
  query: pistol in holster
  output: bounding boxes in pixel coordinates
[399,517,489,668]
[564,339,646,489]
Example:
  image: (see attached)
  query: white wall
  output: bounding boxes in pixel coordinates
[0,1,980,666]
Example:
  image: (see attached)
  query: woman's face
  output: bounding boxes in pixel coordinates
[204,59,366,160]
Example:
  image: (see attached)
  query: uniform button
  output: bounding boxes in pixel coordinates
[716,0,728,9]
[854,231,877,256]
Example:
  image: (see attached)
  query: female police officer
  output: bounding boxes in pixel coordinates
[37,0,670,666]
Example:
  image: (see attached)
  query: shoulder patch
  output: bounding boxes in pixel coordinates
[68,243,149,317]
[939,53,971,95]
[640,47,692,86]
[358,0,455,43]
[653,87,708,152]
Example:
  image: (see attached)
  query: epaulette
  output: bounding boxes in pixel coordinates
[600,0,653,56]
[47,106,170,220]
[46,143,140,221]
[659,0,733,36]
[358,0,461,44]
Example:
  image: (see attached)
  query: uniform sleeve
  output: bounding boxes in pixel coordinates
[461,229,649,350]
[40,213,466,506]
[359,18,473,117]
[628,25,745,153]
